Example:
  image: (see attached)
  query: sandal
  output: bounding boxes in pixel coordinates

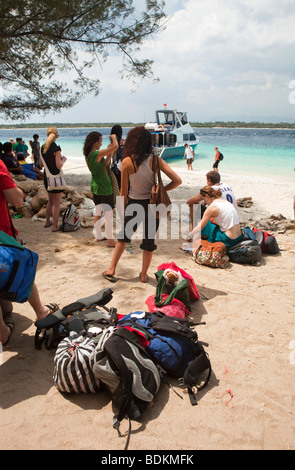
[3,321,15,346]
[102,272,119,283]
[44,222,53,228]
[45,303,59,315]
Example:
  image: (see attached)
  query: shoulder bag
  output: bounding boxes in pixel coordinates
[150,154,171,218]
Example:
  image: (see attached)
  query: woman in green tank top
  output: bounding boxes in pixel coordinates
[83,132,118,247]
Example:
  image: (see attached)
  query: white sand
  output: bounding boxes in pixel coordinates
[1,161,295,451]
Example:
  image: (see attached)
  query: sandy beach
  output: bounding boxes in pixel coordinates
[1,162,295,451]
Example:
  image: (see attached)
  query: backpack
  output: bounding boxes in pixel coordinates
[154,269,192,312]
[91,327,161,435]
[241,226,256,241]
[61,204,80,232]
[193,240,229,268]
[0,230,39,303]
[117,311,211,405]
[53,334,102,394]
[228,239,262,264]
[34,288,115,350]
[218,152,224,161]
[252,227,280,254]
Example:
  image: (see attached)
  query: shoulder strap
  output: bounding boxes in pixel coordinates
[130,156,137,173]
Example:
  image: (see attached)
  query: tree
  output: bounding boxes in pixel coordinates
[0,0,166,119]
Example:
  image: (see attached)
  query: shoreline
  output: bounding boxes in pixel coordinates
[62,160,295,221]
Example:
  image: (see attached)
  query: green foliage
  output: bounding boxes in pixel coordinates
[0,0,166,119]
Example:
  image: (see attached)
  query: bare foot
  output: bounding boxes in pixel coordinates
[139,272,148,283]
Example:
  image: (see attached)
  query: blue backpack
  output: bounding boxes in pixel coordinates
[0,230,39,303]
[117,311,211,405]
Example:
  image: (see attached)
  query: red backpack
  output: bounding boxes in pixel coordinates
[252,227,280,254]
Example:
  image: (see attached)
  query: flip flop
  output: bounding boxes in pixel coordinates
[52,227,61,232]
[45,303,59,315]
[102,273,119,283]
[3,321,15,346]
[44,222,53,228]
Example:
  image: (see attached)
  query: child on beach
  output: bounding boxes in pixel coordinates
[102,126,181,283]
[83,131,119,247]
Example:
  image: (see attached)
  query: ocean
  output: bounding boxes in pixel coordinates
[1,126,294,180]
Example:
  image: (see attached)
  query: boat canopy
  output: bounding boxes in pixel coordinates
[156,110,188,129]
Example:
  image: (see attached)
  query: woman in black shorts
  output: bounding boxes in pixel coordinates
[41,127,67,232]
[102,126,182,283]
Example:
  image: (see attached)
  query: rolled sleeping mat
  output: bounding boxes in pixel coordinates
[35,288,114,329]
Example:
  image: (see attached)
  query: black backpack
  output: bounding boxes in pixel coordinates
[228,240,262,264]
[117,311,211,406]
[218,152,224,161]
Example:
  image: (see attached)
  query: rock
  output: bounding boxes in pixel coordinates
[68,190,85,206]
[269,213,286,220]
[83,191,93,200]
[36,187,48,205]
[237,197,253,208]
[36,207,47,218]
[17,203,35,218]
[31,194,44,212]
[16,179,42,195]
[13,174,27,181]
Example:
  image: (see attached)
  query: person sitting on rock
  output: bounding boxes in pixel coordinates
[1,142,43,180]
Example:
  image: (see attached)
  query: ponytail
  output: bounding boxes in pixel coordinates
[43,126,59,154]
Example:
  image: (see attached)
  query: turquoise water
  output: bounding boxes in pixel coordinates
[1,126,294,180]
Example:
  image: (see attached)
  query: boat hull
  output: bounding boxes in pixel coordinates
[156,143,198,160]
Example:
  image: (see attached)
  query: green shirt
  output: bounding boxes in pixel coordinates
[87,151,112,196]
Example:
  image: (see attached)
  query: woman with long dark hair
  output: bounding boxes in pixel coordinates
[102,126,182,283]
[83,131,118,247]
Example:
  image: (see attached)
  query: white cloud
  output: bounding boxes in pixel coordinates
[9,0,295,124]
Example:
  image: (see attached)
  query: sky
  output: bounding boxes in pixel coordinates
[5,0,295,124]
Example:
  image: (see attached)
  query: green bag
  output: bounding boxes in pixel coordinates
[154,270,192,312]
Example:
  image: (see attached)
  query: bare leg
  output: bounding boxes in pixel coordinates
[0,305,12,344]
[27,283,51,320]
[104,209,116,247]
[103,241,126,276]
[140,250,153,283]
[51,193,63,231]
[45,193,53,227]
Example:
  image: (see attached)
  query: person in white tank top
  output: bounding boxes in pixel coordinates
[186,170,238,229]
[102,126,182,283]
[190,185,242,249]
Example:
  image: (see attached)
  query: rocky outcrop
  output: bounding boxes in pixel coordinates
[9,175,95,226]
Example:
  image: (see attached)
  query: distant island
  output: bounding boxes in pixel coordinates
[0,121,294,129]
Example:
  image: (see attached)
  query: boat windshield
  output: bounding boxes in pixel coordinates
[156,110,175,127]
[177,112,188,125]
[156,110,188,128]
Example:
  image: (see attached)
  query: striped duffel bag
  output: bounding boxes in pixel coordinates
[53,334,101,394]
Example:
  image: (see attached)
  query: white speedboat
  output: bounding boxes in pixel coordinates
[145,108,199,160]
